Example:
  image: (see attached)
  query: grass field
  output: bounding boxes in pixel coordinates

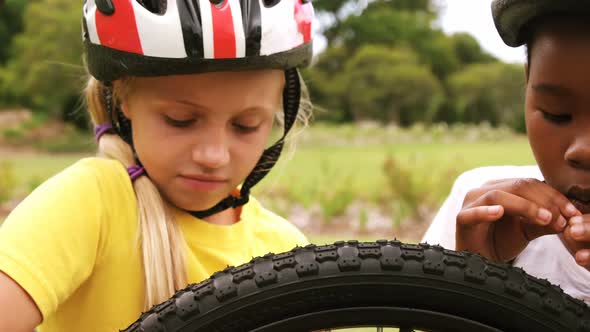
[4,141,535,201]
[4,141,535,189]
[1,124,536,236]
[260,140,534,198]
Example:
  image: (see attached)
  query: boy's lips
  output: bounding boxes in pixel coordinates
[569,199,590,215]
[566,186,590,214]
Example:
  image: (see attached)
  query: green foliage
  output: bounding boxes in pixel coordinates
[450,33,496,65]
[315,0,435,14]
[2,127,25,141]
[0,0,527,133]
[312,0,350,15]
[0,113,94,152]
[0,0,84,117]
[307,0,525,132]
[0,0,26,65]
[382,154,461,226]
[0,161,17,204]
[448,62,526,130]
[345,46,444,125]
[256,124,534,228]
[414,31,460,80]
[303,47,353,122]
[325,5,435,52]
[315,0,435,32]
[316,166,356,223]
[21,112,49,130]
[34,129,94,153]
[0,0,27,107]
[3,125,535,234]
[26,175,44,194]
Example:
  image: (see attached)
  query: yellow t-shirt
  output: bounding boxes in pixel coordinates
[0,158,308,332]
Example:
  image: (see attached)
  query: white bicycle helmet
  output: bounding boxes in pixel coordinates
[83,0,313,80]
[82,0,314,218]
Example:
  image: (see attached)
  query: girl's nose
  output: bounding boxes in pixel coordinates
[191,131,230,170]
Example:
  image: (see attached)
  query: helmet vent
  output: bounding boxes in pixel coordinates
[96,0,115,15]
[262,0,281,8]
[136,0,167,14]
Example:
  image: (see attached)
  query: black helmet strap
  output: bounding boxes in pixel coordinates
[102,69,302,219]
[189,68,301,219]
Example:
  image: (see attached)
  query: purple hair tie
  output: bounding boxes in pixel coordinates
[127,165,145,181]
[94,124,113,142]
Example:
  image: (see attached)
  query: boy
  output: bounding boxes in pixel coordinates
[423,0,590,302]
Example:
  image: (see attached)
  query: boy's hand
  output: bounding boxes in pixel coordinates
[563,216,590,271]
[456,178,580,262]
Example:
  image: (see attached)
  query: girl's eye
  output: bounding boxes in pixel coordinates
[165,116,194,128]
[540,110,572,125]
[233,123,260,133]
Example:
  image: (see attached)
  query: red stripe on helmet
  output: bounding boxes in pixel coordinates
[295,0,312,43]
[95,0,143,55]
[210,1,236,59]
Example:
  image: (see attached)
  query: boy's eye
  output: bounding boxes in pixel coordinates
[165,116,194,128]
[541,110,572,125]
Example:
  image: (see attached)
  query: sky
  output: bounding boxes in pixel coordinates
[313,0,527,64]
[436,0,526,63]
[438,0,525,63]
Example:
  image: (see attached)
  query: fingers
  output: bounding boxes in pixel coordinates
[565,216,590,270]
[456,205,504,226]
[568,216,590,241]
[466,178,578,232]
[527,180,581,219]
[500,179,578,224]
[575,250,590,268]
[459,190,552,227]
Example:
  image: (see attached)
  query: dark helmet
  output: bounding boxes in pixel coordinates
[492,0,590,47]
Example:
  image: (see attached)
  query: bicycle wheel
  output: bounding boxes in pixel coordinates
[122,240,590,332]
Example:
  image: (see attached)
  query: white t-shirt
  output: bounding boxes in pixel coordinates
[422,165,590,302]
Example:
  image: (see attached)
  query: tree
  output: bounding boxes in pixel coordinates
[414,31,460,80]
[313,0,351,15]
[344,46,444,125]
[0,0,27,65]
[448,62,526,131]
[323,3,436,51]
[0,0,84,120]
[303,47,354,122]
[450,33,496,65]
[314,0,436,30]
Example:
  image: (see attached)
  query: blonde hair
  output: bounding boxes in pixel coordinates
[84,73,312,309]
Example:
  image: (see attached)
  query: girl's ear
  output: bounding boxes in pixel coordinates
[113,81,132,119]
[524,63,530,83]
[119,99,131,119]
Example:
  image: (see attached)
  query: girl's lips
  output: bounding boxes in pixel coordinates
[179,175,228,192]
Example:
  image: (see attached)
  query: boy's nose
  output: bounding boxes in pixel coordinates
[565,134,590,170]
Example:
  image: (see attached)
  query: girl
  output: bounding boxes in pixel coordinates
[423,0,590,302]
[0,0,314,331]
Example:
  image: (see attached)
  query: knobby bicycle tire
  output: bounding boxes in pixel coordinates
[122,240,590,332]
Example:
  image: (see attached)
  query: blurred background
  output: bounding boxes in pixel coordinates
[0,0,535,244]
